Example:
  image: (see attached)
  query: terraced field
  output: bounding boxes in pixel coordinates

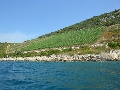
[22,27,106,50]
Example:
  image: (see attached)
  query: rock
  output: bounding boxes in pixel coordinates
[110,50,120,60]
[0,50,120,61]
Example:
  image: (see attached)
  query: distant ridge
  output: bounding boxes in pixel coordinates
[37,9,120,38]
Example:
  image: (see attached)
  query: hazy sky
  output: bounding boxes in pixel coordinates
[0,0,120,43]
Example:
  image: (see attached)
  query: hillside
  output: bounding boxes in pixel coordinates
[0,43,15,58]
[22,27,105,50]
[0,43,7,57]
[1,9,120,58]
[97,24,120,43]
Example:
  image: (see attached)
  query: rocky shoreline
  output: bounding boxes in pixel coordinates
[0,50,120,62]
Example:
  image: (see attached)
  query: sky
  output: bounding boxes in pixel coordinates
[0,0,120,43]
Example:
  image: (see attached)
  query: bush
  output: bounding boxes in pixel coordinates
[108,42,120,49]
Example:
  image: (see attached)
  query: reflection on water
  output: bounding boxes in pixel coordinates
[0,61,120,90]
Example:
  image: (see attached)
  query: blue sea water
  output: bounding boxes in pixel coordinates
[0,61,120,90]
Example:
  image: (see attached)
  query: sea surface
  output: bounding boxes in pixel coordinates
[0,61,120,90]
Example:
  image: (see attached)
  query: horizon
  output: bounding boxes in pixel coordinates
[0,0,120,43]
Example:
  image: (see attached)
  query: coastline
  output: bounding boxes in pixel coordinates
[0,50,120,62]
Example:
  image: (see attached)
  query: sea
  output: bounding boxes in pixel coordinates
[0,61,120,90]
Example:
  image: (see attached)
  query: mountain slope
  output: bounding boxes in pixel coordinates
[7,9,120,56]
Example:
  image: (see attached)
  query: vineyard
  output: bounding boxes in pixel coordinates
[22,27,106,51]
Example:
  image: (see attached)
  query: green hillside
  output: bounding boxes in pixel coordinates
[0,43,7,57]
[3,9,120,57]
[0,43,15,58]
[23,27,105,50]
[20,9,120,50]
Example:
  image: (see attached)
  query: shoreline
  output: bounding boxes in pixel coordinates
[0,50,120,62]
[0,55,120,62]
